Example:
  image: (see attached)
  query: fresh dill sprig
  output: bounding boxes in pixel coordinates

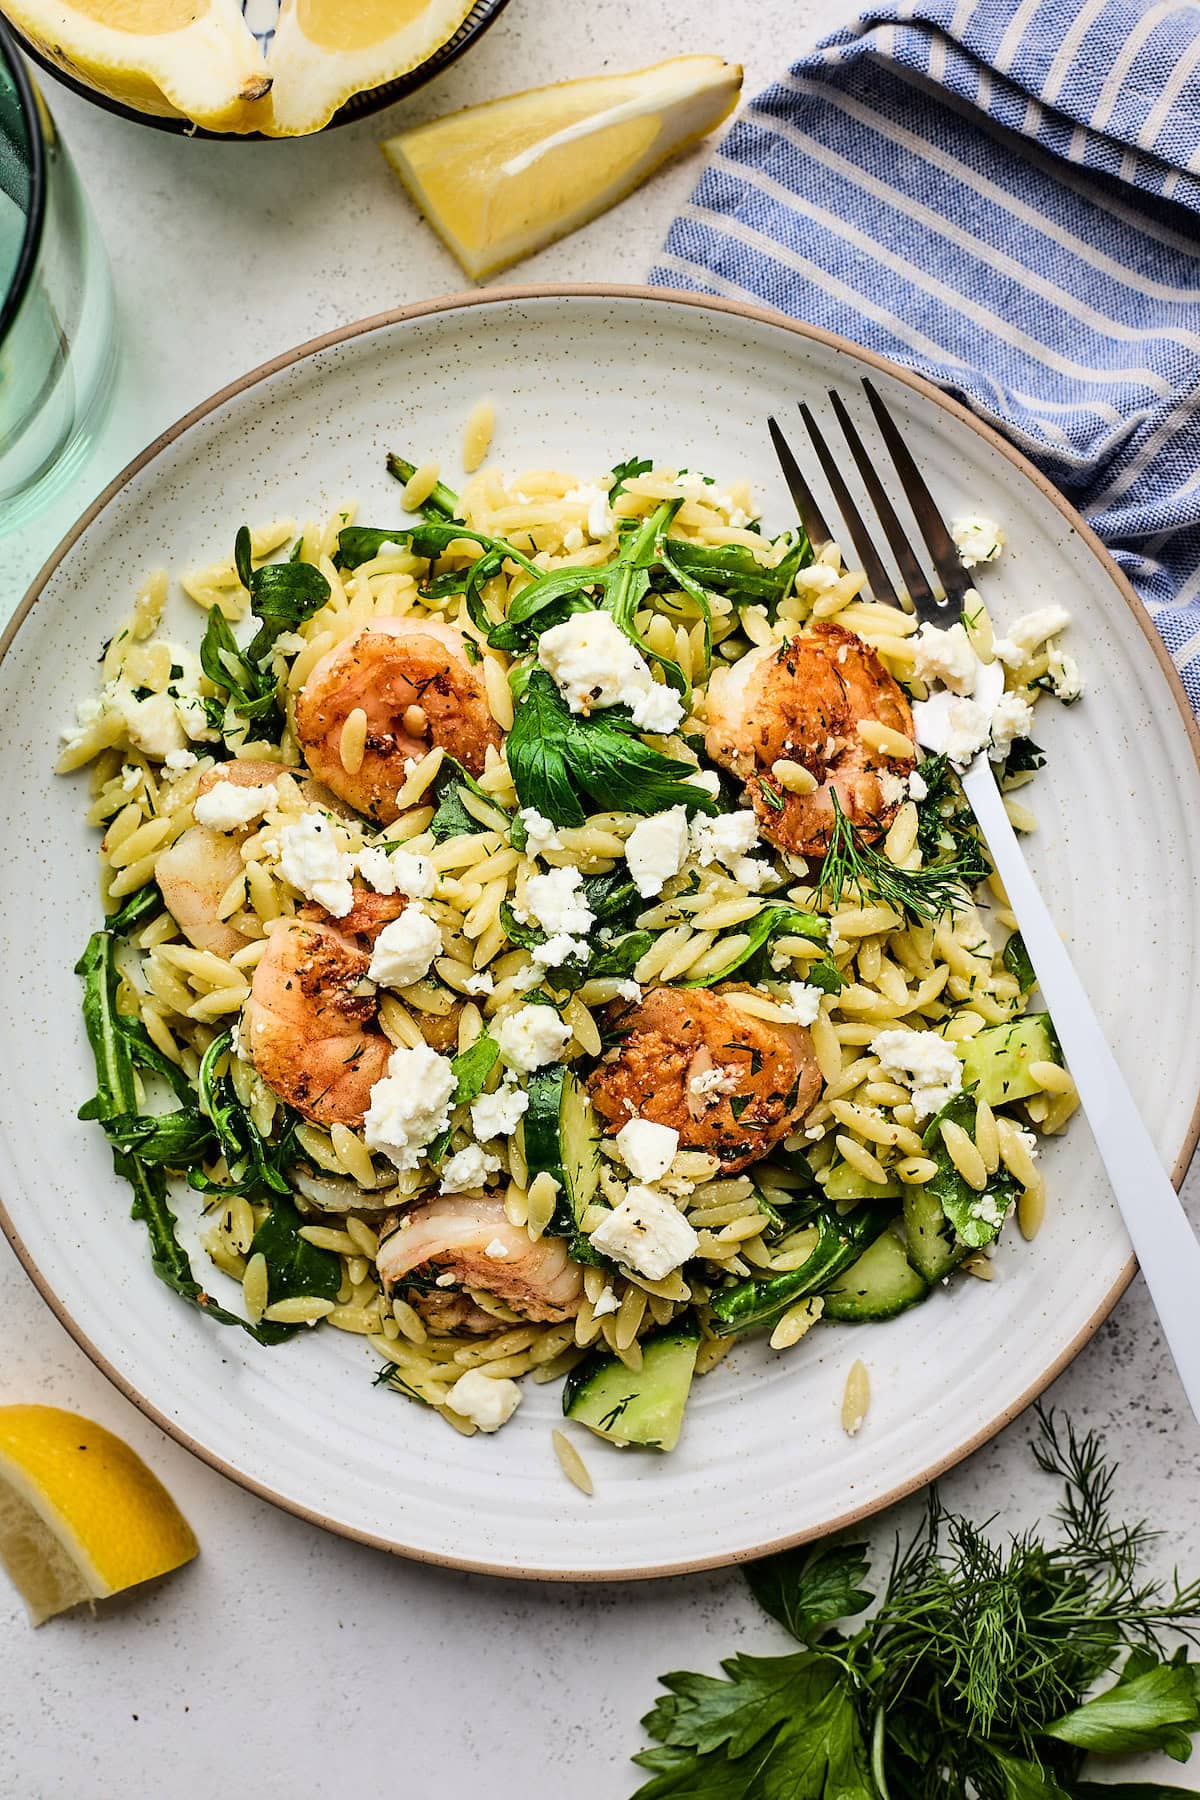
[633,1407,1200,1800]
[816,790,986,923]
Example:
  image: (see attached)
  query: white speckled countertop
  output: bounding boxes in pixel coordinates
[2,4,1198,1793]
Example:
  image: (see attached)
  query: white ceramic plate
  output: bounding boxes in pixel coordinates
[3,288,1199,1580]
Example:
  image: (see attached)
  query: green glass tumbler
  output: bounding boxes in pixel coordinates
[0,21,116,534]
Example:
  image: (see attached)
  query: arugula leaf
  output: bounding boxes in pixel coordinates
[581,867,643,929]
[249,1196,339,1307]
[507,670,719,828]
[1003,931,1037,994]
[681,904,827,990]
[103,1109,217,1167]
[648,535,808,615]
[744,1542,872,1645]
[1043,1656,1200,1758]
[428,755,508,843]
[106,880,163,935]
[921,1093,1021,1249]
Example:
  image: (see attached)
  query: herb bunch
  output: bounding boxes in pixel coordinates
[633,1410,1200,1799]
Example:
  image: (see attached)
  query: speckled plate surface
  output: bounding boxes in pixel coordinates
[2,287,1199,1580]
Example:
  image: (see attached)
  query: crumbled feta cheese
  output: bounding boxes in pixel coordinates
[878,771,909,809]
[941,697,993,766]
[355,844,436,899]
[114,690,189,759]
[517,807,561,855]
[972,1193,1006,1229]
[911,621,978,696]
[690,809,760,872]
[277,813,356,917]
[532,932,589,969]
[591,1286,621,1317]
[729,855,770,892]
[523,866,595,937]
[496,1005,571,1073]
[1046,647,1082,702]
[615,1118,680,1182]
[625,805,689,898]
[445,1369,522,1433]
[363,1043,456,1169]
[689,1065,739,1102]
[119,763,140,794]
[1004,604,1071,654]
[988,693,1035,762]
[907,770,929,802]
[59,694,104,754]
[471,1078,530,1141]
[485,1237,510,1259]
[587,1185,699,1281]
[780,981,823,1026]
[463,970,495,996]
[193,779,278,832]
[951,515,1005,568]
[367,905,442,989]
[1016,1127,1039,1160]
[562,526,585,554]
[564,482,614,540]
[440,1143,502,1194]
[163,747,199,777]
[537,612,684,734]
[870,1028,963,1121]
[613,980,643,1003]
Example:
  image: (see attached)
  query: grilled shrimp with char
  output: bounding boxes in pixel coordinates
[294,617,501,824]
[377,1194,583,1326]
[588,985,822,1174]
[705,621,916,856]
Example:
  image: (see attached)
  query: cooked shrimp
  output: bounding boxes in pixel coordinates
[298,888,407,944]
[294,618,501,824]
[153,760,286,957]
[243,917,390,1127]
[705,622,916,856]
[377,1194,583,1324]
[589,986,821,1173]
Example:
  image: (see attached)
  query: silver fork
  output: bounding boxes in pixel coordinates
[769,380,1200,1424]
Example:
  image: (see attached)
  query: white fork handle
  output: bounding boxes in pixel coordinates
[960,758,1200,1423]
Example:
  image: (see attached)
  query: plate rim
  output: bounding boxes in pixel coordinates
[4,282,1198,1581]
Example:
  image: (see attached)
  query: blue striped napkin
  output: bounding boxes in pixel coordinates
[650,0,1200,710]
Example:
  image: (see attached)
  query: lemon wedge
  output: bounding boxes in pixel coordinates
[265,0,477,136]
[2,0,271,132]
[382,54,744,280]
[0,1405,198,1625]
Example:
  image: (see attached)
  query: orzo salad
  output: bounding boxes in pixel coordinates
[60,436,1082,1456]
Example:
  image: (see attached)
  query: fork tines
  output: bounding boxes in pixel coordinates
[770,379,972,627]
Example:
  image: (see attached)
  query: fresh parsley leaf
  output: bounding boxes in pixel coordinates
[506,670,719,828]
[744,1542,872,1645]
[609,455,653,500]
[1043,1656,1200,1758]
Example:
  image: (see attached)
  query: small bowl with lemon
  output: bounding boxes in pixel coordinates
[0,0,513,138]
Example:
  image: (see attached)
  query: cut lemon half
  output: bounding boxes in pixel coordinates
[1,0,271,132]
[265,0,476,137]
[382,54,744,280]
[0,1405,198,1625]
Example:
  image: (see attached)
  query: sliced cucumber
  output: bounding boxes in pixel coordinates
[563,1323,701,1452]
[904,1181,965,1283]
[524,1065,600,1234]
[709,1200,895,1337]
[959,1012,1061,1108]
[824,1159,901,1203]
[821,1226,930,1321]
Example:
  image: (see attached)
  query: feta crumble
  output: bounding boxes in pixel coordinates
[780,981,823,1026]
[496,1005,571,1073]
[355,844,436,899]
[625,805,689,898]
[163,747,199,778]
[517,807,561,855]
[911,621,978,696]
[471,1078,529,1141]
[591,1286,621,1317]
[988,692,1035,763]
[690,809,760,873]
[689,1065,739,1102]
[1046,647,1082,702]
[564,481,615,540]
[445,1369,522,1433]
[615,1118,680,1182]
[277,813,356,918]
[440,1143,502,1194]
[587,1185,699,1281]
[363,1043,456,1169]
[907,769,929,802]
[951,515,1005,568]
[463,970,495,996]
[193,779,278,833]
[870,1028,963,1121]
[522,866,595,937]
[537,612,685,735]
[367,906,442,989]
